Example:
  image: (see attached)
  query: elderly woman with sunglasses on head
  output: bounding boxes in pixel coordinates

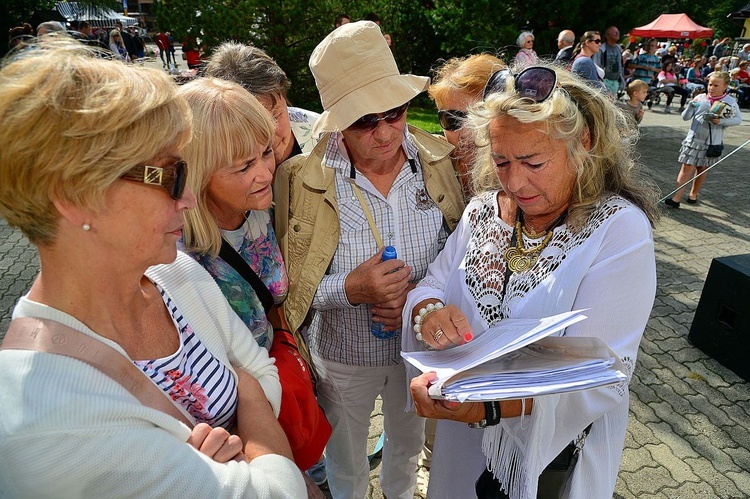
[430,53,505,199]
[404,62,658,498]
[275,21,465,499]
[0,40,304,497]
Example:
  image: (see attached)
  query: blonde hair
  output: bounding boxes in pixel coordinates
[109,28,122,46]
[0,39,191,245]
[428,54,505,108]
[709,71,730,86]
[469,61,659,227]
[627,79,649,97]
[178,78,275,257]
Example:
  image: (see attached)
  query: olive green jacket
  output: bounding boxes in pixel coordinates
[274,125,465,333]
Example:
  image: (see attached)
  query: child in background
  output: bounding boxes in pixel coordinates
[665,72,742,208]
[729,68,745,104]
[619,79,648,127]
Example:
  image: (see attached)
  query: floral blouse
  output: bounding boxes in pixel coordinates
[190,209,288,350]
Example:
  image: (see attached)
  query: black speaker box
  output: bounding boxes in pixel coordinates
[689,254,750,382]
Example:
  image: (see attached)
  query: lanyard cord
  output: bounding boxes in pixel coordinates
[347,158,420,250]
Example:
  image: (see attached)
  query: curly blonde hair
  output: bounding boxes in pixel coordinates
[470,62,659,227]
[0,39,191,245]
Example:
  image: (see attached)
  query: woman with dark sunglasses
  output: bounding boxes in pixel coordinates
[569,31,607,92]
[0,39,305,497]
[429,53,505,199]
[404,62,659,498]
[275,21,465,498]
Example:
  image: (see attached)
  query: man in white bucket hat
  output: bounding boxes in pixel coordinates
[274,21,465,499]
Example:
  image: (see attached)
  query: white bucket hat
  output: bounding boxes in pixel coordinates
[310,21,429,136]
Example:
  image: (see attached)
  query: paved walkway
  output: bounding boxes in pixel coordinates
[1,76,749,498]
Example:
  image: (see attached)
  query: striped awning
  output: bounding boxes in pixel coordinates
[55,2,137,28]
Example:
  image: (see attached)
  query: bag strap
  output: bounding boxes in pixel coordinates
[219,237,274,313]
[708,122,714,145]
[1,317,194,427]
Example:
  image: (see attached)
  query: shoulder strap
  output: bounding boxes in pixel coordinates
[219,237,274,313]
[1,317,193,427]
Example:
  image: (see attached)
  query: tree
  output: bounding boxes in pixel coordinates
[154,0,347,109]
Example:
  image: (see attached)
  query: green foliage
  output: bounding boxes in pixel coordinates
[155,0,347,109]
[407,95,441,134]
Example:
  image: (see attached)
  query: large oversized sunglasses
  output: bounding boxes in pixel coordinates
[483,66,557,103]
[349,103,409,132]
[437,109,467,131]
[121,160,188,200]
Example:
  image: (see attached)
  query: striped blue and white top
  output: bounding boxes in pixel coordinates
[133,282,238,428]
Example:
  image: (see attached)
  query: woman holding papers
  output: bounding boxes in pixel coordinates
[403,63,658,498]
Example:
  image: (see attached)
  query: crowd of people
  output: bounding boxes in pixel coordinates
[0,14,743,499]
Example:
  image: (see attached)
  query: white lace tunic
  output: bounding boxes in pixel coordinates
[402,191,656,499]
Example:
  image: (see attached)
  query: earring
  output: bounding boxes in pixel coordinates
[82,223,91,231]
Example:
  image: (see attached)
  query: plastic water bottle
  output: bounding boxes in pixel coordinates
[371,246,398,339]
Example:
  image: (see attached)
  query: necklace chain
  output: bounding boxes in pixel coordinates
[503,210,567,273]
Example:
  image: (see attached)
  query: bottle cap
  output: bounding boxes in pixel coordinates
[382,246,397,261]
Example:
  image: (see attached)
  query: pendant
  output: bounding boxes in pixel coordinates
[504,247,537,273]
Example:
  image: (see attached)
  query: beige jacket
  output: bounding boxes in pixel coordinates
[274,125,465,333]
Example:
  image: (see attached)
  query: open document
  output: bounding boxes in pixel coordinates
[401,311,628,401]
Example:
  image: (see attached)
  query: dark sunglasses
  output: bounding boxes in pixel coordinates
[592,39,602,44]
[349,103,408,131]
[483,66,557,102]
[437,109,467,131]
[121,160,188,200]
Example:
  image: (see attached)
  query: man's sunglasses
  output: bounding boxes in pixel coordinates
[437,109,467,131]
[121,160,188,200]
[483,66,557,103]
[349,103,409,131]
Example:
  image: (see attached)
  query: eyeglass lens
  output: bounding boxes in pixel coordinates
[350,103,408,131]
[483,67,557,103]
[437,110,467,131]
[121,160,188,200]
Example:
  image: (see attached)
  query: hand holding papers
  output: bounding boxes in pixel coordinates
[401,310,628,402]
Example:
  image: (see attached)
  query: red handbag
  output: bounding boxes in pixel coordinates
[270,329,332,470]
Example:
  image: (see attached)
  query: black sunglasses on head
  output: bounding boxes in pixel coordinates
[349,103,409,132]
[437,109,467,131]
[121,160,188,200]
[483,66,557,102]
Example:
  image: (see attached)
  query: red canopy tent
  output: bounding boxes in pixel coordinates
[629,13,714,39]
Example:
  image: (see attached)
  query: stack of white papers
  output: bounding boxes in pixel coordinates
[401,311,628,402]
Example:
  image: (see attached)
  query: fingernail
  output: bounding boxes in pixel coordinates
[446,401,458,409]
[464,333,473,342]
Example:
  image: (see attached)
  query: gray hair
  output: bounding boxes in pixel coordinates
[516,31,534,47]
[36,21,66,35]
[558,30,575,46]
[204,42,290,105]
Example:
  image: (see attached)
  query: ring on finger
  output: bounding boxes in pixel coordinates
[432,328,444,342]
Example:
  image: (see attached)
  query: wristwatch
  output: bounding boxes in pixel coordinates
[468,401,501,429]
